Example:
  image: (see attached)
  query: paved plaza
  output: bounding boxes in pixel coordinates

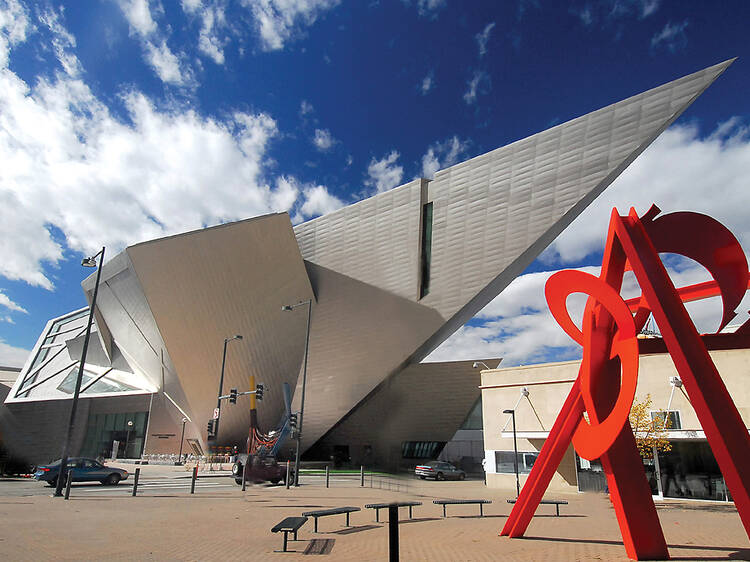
[0,464,747,561]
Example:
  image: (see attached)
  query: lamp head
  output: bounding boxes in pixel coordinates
[281,305,293,311]
[472,362,479,369]
[81,257,98,268]
[503,409,514,414]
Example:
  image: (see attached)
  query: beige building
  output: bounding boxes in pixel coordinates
[480,338,750,500]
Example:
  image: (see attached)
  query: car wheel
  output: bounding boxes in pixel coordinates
[232,463,242,476]
[459,473,466,481]
[419,476,425,480]
[436,472,444,481]
[234,478,243,485]
[270,479,280,485]
[105,474,121,486]
[47,478,57,488]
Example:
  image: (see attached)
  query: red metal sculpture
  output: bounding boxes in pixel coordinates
[501,205,750,560]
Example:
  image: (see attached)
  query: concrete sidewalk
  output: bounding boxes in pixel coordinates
[0,478,747,561]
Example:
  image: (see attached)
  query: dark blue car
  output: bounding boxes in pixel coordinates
[34,457,129,487]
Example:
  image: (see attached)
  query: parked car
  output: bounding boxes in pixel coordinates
[232,454,291,485]
[415,461,466,481]
[34,457,129,487]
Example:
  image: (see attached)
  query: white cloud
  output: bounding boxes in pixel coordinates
[651,20,688,52]
[0,0,30,68]
[366,151,403,193]
[429,120,750,367]
[181,0,228,65]
[641,0,660,18]
[0,291,27,314]
[144,39,185,84]
[406,0,447,19]
[300,100,314,116]
[313,128,335,151]
[248,0,341,52]
[463,70,488,105]
[0,337,29,367]
[421,135,470,178]
[38,7,81,77]
[475,22,495,57]
[118,0,158,38]
[0,50,330,289]
[299,183,344,218]
[117,0,192,86]
[420,71,433,95]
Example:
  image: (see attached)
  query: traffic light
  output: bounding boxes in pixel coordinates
[207,419,216,438]
[229,388,238,404]
[255,383,264,401]
[289,412,298,429]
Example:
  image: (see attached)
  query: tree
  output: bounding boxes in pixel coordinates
[629,394,671,459]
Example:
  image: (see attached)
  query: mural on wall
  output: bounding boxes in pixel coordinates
[501,205,750,561]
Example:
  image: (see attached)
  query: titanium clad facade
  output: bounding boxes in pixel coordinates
[125,214,315,446]
[2,61,732,468]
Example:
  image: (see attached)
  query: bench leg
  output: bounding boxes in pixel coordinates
[314,517,318,533]
[375,508,380,523]
[408,505,413,519]
[282,531,289,552]
[555,504,560,517]
[442,504,447,518]
[480,503,484,517]
[293,529,299,540]
[345,512,350,527]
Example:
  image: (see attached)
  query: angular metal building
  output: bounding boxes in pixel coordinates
[1,60,732,470]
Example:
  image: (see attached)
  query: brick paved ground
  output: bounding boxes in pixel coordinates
[0,467,748,561]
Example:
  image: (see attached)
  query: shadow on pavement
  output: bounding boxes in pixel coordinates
[331,524,380,535]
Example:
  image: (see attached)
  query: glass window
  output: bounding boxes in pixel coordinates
[651,410,681,430]
[460,398,483,430]
[419,202,433,299]
[495,451,539,474]
[401,441,446,459]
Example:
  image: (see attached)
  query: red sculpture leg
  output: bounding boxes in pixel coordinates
[616,210,750,538]
[501,379,584,537]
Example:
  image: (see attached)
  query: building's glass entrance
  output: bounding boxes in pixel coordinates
[81,411,149,459]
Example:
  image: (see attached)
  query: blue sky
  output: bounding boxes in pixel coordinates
[1,0,749,368]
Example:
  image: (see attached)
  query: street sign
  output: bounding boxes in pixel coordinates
[213,408,220,420]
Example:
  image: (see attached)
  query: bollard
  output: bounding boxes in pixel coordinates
[242,458,248,492]
[286,460,291,489]
[326,465,330,488]
[190,465,198,494]
[360,465,364,487]
[64,470,73,500]
[388,504,399,562]
[132,468,140,497]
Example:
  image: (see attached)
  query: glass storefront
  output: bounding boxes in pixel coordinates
[575,440,730,501]
[656,441,729,501]
[81,411,149,459]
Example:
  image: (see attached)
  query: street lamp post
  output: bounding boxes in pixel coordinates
[282,299,312,487]
[503,408,520,497]
[178,417,187,464]
[55,247,105,497]
[214,335,243,439]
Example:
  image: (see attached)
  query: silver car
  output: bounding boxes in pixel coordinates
[415,461,466,481]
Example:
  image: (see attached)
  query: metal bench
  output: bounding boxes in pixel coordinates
[271,516,308,552]
[433,499,492,517]
[507,498,568,516]
[364,501,422,522]
[301,506,361,532]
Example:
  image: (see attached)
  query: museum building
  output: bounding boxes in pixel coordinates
[0,61,733,471]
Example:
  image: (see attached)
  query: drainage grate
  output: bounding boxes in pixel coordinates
[303,539,335,555]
